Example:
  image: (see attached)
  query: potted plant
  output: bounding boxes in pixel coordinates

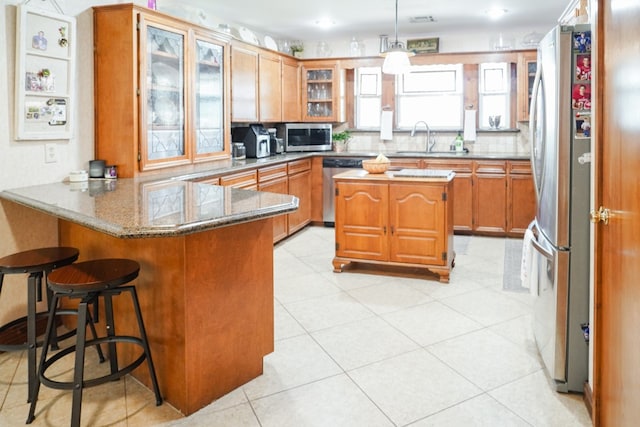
[332,131,351,153]
[290,43,304,58]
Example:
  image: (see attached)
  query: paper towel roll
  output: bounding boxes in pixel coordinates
[463,110,477,141]
[380,110,393,141]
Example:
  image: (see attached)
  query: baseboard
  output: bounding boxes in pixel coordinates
[583,381,594,421]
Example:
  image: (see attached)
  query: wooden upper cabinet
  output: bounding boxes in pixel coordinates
[258,53,282,122]
[517,50,537,122]
[93,4,231,177]
[301,61,340,122]
[230,45,259,122]
[281,57,301,122]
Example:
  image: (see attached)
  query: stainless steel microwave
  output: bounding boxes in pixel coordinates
[283,123,332,152]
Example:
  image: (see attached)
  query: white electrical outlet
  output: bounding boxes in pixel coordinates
[45,143,58,163]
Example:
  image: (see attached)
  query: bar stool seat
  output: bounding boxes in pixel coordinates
[0,247,80,405]
[27,258,162,426]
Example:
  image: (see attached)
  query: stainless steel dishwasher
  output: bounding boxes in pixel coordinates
[322,157,363,226]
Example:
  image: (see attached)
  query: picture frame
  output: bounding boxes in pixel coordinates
[15,5,76,140]
[407,38,439,54]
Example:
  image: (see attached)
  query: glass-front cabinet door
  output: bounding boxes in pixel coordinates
[302,64,338,122]
[141,23,189,170]
[193,36,225,161]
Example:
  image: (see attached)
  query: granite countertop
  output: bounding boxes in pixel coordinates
[0,178,298,238]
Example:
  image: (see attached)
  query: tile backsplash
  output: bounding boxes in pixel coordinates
[342,122,530,156]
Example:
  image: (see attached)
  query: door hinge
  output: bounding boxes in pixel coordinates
[335,188,339,196]
[138,152,141,161]
[335,242,339,251]
[136,88,140,96]
[442,252,447,261]
[442,192,447,201]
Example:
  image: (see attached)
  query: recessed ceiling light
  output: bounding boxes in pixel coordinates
[487,8,508,19]
[315,18,335,29]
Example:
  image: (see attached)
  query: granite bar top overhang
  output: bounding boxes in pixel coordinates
[0,178,299,239]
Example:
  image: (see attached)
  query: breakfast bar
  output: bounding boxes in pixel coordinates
[0,178,298,416]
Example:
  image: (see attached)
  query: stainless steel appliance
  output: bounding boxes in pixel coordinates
[282,123,332,152]
[267,128,284,154]
[322,157,363,225]
[527,24,591,393]
[232,125,270,158]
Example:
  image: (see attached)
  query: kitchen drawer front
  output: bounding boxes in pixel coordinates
[258,164,288,182]
[288,159,311,175]
[220,170,258,189]
[195,176,220,185]
[390,158,422,169]
[424,159,473,173]
[474,160,506,174]
[508,160,532,175]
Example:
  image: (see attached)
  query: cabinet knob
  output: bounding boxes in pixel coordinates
[590,206,610,225]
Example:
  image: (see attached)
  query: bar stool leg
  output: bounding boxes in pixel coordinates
[103,292,119,375]
[26,272,39,404]
[129,287,162,405]
[26,293,59,424]
[70,299,89,427]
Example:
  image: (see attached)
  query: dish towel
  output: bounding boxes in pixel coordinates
[380,110,393,141]
[520,228,538,295]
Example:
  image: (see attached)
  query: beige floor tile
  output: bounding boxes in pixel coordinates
[348,349,481,425]
[440,288,532,326]
[311,316,419,370]
[251,374,393,427]
[282,292,374,332]
[347,281,434,314]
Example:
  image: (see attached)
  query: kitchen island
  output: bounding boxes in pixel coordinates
[0,178,298,415]
[332,169,455,283]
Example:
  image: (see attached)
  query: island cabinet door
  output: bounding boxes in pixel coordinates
[335,181,389,261]
[388,184,447,266]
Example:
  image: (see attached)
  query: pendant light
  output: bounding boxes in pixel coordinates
[381,0,414,74]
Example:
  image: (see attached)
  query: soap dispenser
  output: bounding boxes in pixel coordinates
[454,131,464,153]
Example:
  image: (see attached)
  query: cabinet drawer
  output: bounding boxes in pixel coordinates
[258,164,288,182]
[220,170,258,188]
[474,160,506,174]
[389,158,422,169]
[195,176,220,185]
[508,160,532,174]
[424,159,473,173]
[288,159,311,175]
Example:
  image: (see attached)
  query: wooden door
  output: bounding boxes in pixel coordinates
[473,161,507,234]
[334,181,388,261]
[230,46,258,122]
[281,58,301,122]
[258,54,282,122]
[507,161,536,236]
[389,183,445,265]
[594,0,640,424]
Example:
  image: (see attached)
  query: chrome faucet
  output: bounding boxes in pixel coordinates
[410,121,436,152]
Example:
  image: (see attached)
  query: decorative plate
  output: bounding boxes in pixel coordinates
[264,35,278,51]
[238,27,260,45]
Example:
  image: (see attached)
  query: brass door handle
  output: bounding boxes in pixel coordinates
[590,206,610,225]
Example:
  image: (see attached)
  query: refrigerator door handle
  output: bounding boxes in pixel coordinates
[529,64,543,204]
[530,221,553,260]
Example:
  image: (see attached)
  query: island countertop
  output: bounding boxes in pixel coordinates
[0,178,298,239]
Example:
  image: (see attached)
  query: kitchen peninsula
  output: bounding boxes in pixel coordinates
[0,178,298,415]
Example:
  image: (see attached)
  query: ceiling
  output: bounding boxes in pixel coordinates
[163,0,570,42]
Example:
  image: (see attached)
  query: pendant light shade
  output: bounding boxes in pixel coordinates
[381,0,413,74]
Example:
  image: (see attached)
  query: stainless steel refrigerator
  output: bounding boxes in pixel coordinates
[528,24,591,393]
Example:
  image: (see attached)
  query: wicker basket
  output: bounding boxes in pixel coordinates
[362,159,390,174]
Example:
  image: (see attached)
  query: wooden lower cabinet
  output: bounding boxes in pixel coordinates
[219,169,258,189]
[287,159,311,234]
[473,161,507,234]
[507,161,536,235]
[258,164,289,243]
[332,171,454,283]
[425,160,473,233]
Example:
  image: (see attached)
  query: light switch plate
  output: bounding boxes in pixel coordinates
[45,143,58,163]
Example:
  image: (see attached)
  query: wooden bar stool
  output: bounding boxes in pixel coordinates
[27,258,162,427]
[0,247,82,405]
